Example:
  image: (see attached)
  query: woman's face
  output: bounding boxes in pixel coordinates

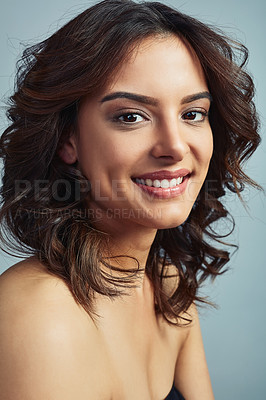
[63,35,213,231]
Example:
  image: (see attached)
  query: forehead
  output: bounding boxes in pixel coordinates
[104,34,208,97]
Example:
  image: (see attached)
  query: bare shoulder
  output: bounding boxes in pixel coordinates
[158,262,213,398]
[0,258,81,324]
[0,258,112,400]
[0,256,65,288]
[174,303,215,400]
[0,257,90,326]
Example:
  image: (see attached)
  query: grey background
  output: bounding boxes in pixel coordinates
[0,1,265,399]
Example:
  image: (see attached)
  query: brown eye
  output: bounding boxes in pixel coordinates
[117,113,144,123]
[182,111,207,122]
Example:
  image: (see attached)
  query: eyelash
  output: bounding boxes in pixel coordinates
[112,111,147,125]
[112,109,209,125]
[182,110,208,123]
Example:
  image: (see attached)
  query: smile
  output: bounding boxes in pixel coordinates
[134,177,184,188]
[131,169,190,199]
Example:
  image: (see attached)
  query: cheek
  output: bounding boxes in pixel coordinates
[195,130,213,169]
[77,137,136,181]
[206,132,214,165]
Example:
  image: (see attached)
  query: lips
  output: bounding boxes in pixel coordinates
[133,169,190,181]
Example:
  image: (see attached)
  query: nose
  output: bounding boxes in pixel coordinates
[150,116,190,161]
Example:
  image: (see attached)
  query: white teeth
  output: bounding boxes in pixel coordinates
[145,179,153,187]
[169,178,177,188]
[135,176,184,188]
[153,179,161,188]
[161,179,170,188]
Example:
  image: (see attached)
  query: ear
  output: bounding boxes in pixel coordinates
[57,135,78,164]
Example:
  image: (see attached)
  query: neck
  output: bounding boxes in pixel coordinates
[92,214,158,287]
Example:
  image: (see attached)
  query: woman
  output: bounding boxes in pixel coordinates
[0,0,260,399]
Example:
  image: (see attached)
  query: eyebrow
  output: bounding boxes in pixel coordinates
[100,90,212,106]
[181,91,212,104]
[100,91,159,106]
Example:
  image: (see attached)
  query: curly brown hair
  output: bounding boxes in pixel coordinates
[0,0,261,324]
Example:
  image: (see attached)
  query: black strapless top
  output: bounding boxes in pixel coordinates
[164,384,185,400]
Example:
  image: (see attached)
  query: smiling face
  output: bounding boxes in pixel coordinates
[61,34,213,231]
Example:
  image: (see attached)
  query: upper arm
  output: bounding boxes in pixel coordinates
[174,305,215,400]
[0,269,110,400]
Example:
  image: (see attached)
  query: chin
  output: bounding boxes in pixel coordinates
[140,211,191,230]
[153,220,186,230]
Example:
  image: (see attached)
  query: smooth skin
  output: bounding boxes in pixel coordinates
[0,35,214,399]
